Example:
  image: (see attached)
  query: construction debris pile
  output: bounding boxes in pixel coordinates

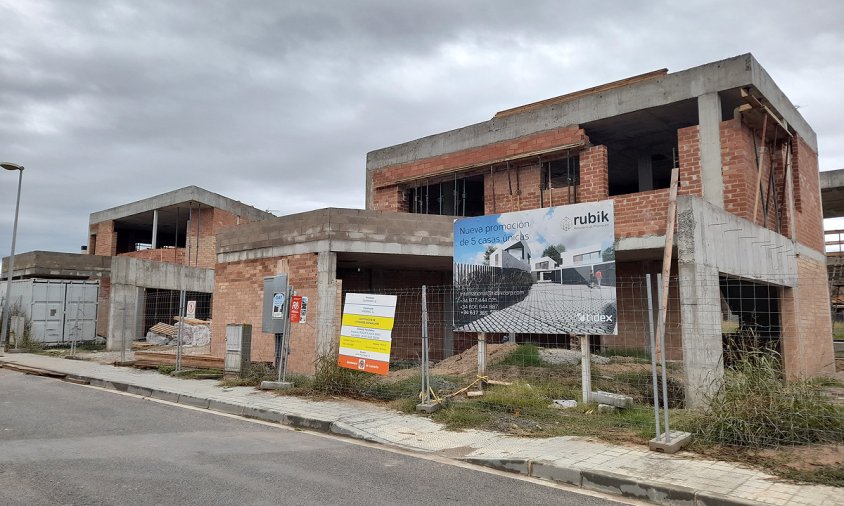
[145,316,211,347]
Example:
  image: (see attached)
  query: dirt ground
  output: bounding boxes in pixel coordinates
[386,343,519,382]
[759,444,844,471]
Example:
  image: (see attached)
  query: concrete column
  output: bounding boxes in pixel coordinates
[698,92,724,208]
[676,197,724,408]
[106,283,143,351]
[151,209,159,249]
[316,251,337,356]
[677,263,724,408]
[637,154,653,192]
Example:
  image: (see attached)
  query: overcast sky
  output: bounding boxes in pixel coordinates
[1,0,843,256]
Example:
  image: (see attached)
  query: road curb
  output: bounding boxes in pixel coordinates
[462,458,765,506]
[1,359,772,506]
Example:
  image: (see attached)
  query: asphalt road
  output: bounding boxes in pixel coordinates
[0,369,627,506]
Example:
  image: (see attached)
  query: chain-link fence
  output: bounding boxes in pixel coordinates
[296,270,843,451]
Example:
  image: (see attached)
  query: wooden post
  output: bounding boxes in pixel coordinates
[752,114,769,223]
[655,167,680,361]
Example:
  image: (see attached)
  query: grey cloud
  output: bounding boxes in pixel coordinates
[1,0,843,257]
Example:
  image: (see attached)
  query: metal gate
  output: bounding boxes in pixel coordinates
[29,280,99,344]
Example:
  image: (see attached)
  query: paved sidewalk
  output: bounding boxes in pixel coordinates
[1,353,841,506]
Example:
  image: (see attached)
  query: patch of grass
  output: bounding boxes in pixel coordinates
[497,344,546,367]
[172,368,224,380]
[603,347,651,361]
[833,321,844,341]
[218,363,278,387]
[780,464,844,487]
[15,334,43,353]
[686,352,844,448]
[594,369,686,408]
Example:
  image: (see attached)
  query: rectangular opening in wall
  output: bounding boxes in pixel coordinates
[407,174,484,217]
[142,288,212,337]
[583,99,698,196]
[543,155,580,189]
[719,275,781,368]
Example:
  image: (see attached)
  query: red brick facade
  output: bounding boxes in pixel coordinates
[211,254,322,373]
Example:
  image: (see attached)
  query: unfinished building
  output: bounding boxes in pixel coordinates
[366,53,835,406]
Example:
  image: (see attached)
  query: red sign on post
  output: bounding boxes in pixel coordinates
[289,295,303,323]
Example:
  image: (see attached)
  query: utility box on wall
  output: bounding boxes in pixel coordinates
[224,324,252,376]
[262,274,288,333]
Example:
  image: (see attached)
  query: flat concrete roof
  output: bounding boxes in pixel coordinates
[216,208,454,265]
[821,169,844,218]
[2,251,112,280]
[89,185,273,225]
[366,53,815,175]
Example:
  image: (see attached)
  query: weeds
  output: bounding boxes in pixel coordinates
[687,352,844,448]
[497,344,546,367]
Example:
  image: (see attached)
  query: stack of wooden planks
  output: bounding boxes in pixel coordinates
[172,316,211,325]
[149,323,178,337]
[133,351,223,369]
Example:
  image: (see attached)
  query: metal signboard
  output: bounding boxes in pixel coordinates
[289,295,303,323]
[453,200,617,335]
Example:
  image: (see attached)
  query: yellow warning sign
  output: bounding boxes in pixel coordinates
[341,313,395,330]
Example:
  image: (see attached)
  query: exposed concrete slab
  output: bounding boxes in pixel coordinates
[89,185,272,225]
[366,54,816,208]
[820,168,844,218]
[2,251,112,280]
[216,208,454,263]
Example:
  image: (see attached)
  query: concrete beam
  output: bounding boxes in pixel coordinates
[110,257,214,292]
[90,185,272,225]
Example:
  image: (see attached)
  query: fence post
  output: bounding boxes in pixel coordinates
[646,274,661,438]
[656,274,671,443]
[421,285,429,403]
[477,333,487,380]
[581,334,591,404]
[176,289,186,372]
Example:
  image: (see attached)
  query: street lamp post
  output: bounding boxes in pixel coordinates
[1,162,24,355]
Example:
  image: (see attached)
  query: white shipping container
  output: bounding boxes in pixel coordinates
[0,279,99,345]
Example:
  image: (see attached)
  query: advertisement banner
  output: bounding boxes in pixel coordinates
[338,293,398,375]
[453,200,617,335]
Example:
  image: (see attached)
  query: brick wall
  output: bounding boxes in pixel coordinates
[482,163,543,214]
[780,256,836,379]
[211,253,321,374]
[720,118,791,233]
[791,136,824,252]
[121,248,186,264]
[603,261,683,360]
[579,145,609,202]
[97,277,111,338]
[613,126,703,239]
[91,221,117,256]
[371,126,586,212]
